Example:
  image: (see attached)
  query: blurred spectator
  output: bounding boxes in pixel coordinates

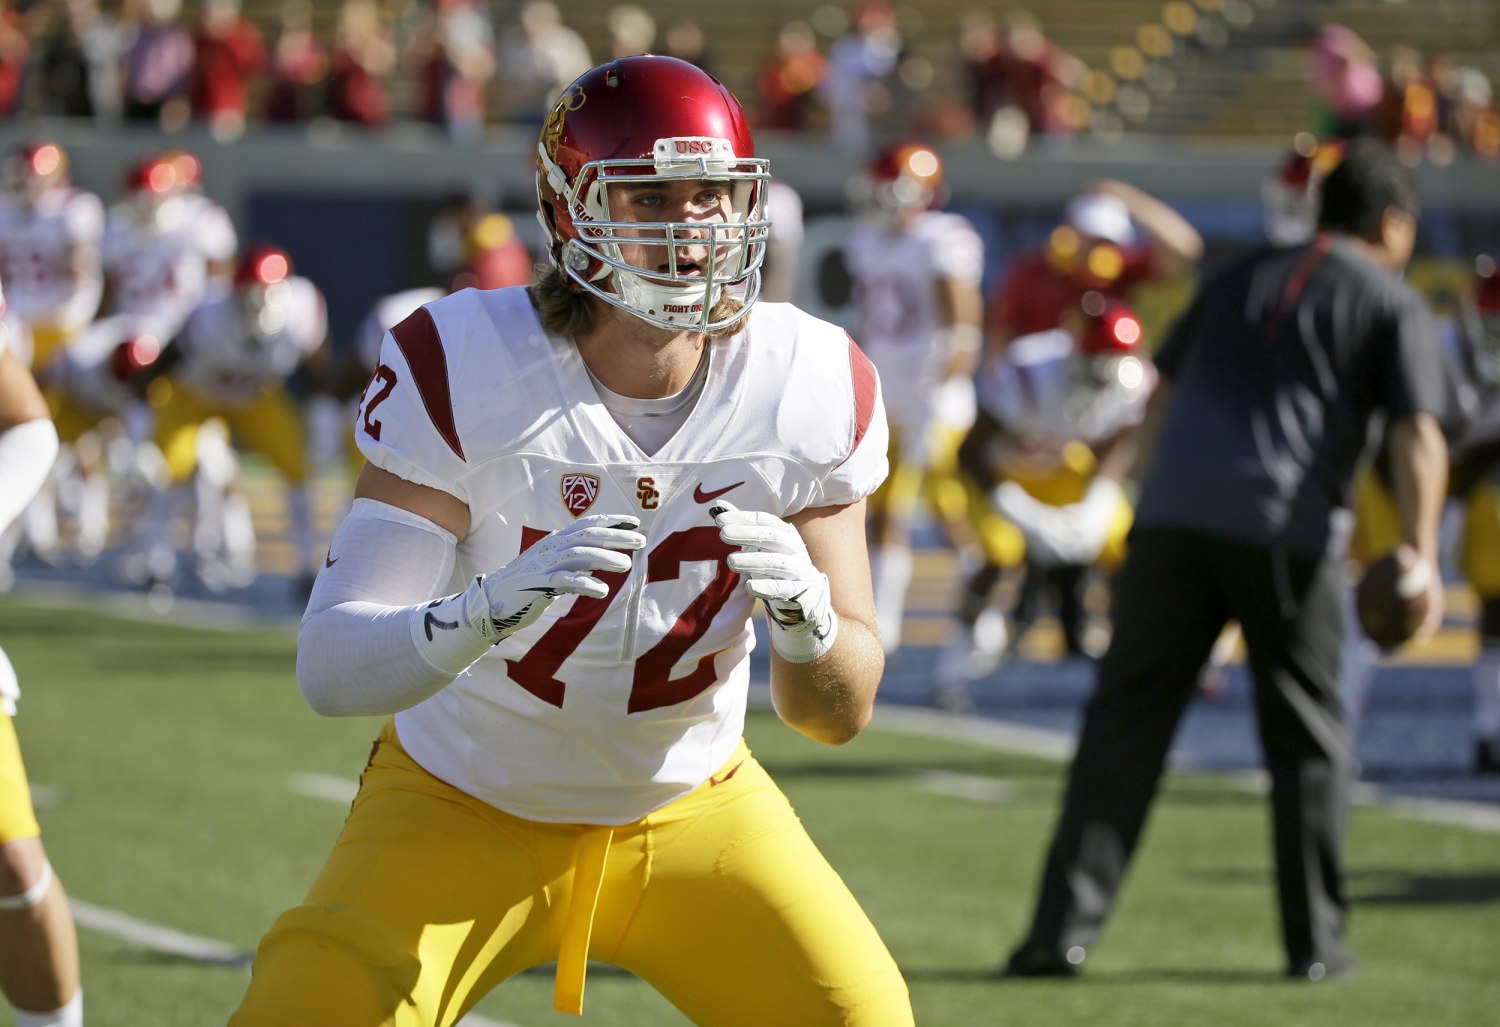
[607,3,653,59]
[33,0,92,117]
[263,0,327,123]
[326,0,394,127]
[663,20,713,77]
[191,0,267,140]
[818,0,904,152]
[410,0,494,140]
[71,0,131,123]
[959,9,1086,151]
[0,0,25,117]
[1376,45,1438,163]
[756,20,824,131]
[494,0,590,126]
[122,0,195,129]
[1308,24,1384,140]
[995,10,1085,137]
[1439,62,1498,161]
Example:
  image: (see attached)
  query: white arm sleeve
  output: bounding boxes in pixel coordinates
[0,418,60,536]
[297,498,497,717]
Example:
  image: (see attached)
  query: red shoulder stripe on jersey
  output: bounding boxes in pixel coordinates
[390,306,466,462]
[845,332,878,461]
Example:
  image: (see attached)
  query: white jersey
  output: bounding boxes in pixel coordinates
[172,277,326,406]
[843,209,982,430]
[0,187,104,329]
[359,288,888,824]
[975,326,1155,474]
[102,194,237,338]
[356,287,445,372]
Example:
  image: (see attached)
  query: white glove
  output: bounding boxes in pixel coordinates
[416,514,647,669]
[478,513,647,639]
[711,500,838,663]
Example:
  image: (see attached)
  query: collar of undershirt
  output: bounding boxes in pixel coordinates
[584,343,711,418]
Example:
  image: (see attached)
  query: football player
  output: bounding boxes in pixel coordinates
[0,140,105,572]
[0,279,83,1027]
[843,140,985,653]
[230,55,911,1026]
[935,294,1155,709]
[136,243,326,594]
[102,149,237,338]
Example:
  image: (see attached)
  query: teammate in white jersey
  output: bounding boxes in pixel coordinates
[934,294,1155,708]
[0,141,105,573]
[231,55,911,1026]
[0,281,83,1027]
[101,150,237,339]
[138,244,327,593]
[843,139,985,653]
[0,141,104,371]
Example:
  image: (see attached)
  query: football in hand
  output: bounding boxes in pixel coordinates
[1355,546,1432,650]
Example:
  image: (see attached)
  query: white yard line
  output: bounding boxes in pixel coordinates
[69,899,524,1026]
[69,899,251,966]
[917,769,1015,805]
[286,771,359,804]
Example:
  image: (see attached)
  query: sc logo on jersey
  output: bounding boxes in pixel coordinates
[636,477,660,510]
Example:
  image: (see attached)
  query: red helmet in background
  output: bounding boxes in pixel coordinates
[1070,291,1150,394]
[123,149,202,229]
[1077,292,1144,358]
[1464,254,1500,388]
[110,333,163,381]
[535,55,771,333]
[1263,133,1346,246]
[234,243,295,340]
[861,139,947,217]
[5,140,70,207]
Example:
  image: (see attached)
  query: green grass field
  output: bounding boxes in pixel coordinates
[2,595,1497,1026]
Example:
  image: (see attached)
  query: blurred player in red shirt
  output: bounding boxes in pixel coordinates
[986,179,1201,356]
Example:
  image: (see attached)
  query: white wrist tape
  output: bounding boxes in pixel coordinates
[766,604,839,664]
[0,418,59,536]
[0,860,52,910]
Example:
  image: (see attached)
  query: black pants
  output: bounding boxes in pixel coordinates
[1015,526,1354,971]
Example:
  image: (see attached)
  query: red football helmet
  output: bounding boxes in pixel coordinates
[858,139,946,222]
[234,244,295,340]
[535,55,771,332]
[110,334,163,381]
[123,149,202,230]
[1263,133,1346,246]
[1072,291,1149,392]
[5,140,69,207]
[1464,254,1500,388]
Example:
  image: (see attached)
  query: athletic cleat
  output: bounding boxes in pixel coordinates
[1002,942,1083,978]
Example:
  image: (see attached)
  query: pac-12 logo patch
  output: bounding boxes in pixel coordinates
[561,473,600,516]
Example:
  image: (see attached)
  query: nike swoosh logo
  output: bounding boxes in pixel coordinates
[709,760,745,787]
[325,552,338,568]
[694,481,744,503]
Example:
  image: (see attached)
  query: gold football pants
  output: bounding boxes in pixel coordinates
[0,713,41,846]
[231,721,913,1026]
